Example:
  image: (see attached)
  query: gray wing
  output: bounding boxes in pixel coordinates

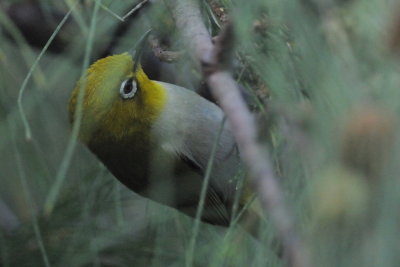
[152,82,241,223]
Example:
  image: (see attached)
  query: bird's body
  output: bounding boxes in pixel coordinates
[69,53,245,226]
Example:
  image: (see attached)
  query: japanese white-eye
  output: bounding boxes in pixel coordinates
[69,53,256,228]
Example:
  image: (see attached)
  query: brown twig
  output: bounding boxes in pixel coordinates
[163,0,310,266]
[148,34,184,62]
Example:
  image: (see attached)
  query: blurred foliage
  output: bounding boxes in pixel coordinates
[1,0,400,266]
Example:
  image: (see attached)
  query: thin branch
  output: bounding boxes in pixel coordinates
[122,0,150,20]
[44,0,101,217]
[99,0,152,58]
[17,5,75,141]
[163,1,310,267]
[148,34,184,62]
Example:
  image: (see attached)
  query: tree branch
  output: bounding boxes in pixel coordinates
[163,1,310,266]
[148,34,184,62]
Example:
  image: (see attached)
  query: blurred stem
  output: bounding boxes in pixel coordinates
[58,168,103,265]
[44,0,100,216]
[114,181,125,227]
[229,168,246,222]
[82,170,105,267]
[185,117,226,267]
[16,3,76,141]
[97,1,124,21]
[122,0,150,20]
[64,0,89,36]
[9,122,51,267]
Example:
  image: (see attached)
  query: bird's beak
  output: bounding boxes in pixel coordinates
[130,28,152,72]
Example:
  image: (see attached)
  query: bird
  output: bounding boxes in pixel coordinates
[69,52,257,229]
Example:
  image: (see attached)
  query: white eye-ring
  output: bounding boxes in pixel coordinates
[119,78,137,99]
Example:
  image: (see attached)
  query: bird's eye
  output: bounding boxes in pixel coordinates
[119,78,137,99]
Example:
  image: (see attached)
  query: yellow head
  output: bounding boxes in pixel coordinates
[69,53,167,144]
